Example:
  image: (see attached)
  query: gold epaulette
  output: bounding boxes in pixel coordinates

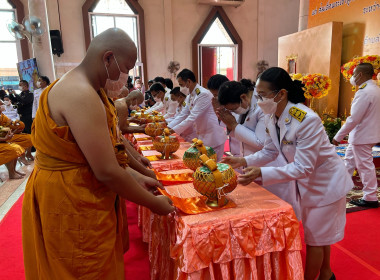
[289,106,307,122]
[165,97,169,101]
[195,88,201,95]
[359,83,367,90]
[182,101,186,107]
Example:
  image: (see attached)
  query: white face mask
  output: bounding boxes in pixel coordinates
[3,101,10,106]
[37,81,41,88]
[104,56,129,99]
[350,75,357,86]
[180,86,190,96]
[257,91,281,115]
[19,86,23,91]
[153,96,161,103]
[232,100,250,115]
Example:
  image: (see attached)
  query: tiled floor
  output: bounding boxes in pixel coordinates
[0,161,34,222]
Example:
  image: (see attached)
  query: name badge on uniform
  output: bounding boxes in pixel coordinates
[282,140,293,145]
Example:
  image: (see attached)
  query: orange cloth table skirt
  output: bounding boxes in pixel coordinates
[139,182,303,280]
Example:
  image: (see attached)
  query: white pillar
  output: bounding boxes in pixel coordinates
[28,0,56,80]
[298,0,309,31]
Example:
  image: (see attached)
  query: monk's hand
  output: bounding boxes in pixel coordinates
[138,155,152,168]
[151,195,175,215]
[145,168,157,180]
[221,156,246,169]
[332,139,339,146]
[238,166,261,185]
[140,175,163,192]
[0,131,13,142]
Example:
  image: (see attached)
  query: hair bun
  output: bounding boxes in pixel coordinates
[240,78,255,91]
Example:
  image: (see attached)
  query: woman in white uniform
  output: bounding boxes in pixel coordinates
[217,79,299,218]
[223,67,353,280]
[145,83,165,114]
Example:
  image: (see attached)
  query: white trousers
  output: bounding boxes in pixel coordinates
[345,143,378,201]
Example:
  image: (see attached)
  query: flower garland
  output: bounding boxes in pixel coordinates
[341,55,380,81]
[301,74,331,99]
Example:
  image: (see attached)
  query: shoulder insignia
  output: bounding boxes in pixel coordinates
[359,83,367,90]
[195,88,201,95]
[282,140,293,145]
[165,97,169,101]
[182,101,186,107]
[289,106,307,122]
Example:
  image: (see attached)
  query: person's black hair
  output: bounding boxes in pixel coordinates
[148,79,154,84]
[170,86,186,97]
[0,90,6,100]
[177,68,196,82]
[258,67,305,104]
[356,63,375,78]
[3,95,10,99]
[153,76,165,85]
[127,76,134,89]
[218,81,249,105]
[240,78,255,91]
[40,76,50,85]
[164,78,173,89]
[149,82,165,93]
[207,74,229,90]
[20,80,29,86]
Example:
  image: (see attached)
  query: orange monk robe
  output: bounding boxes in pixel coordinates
[22,81,129,280]
[0,142,25,165]
[0,113,32,149]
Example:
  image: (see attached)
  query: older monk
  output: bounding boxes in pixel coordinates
[22,28,174,280]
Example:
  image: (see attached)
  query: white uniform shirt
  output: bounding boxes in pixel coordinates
[3,104,20,121]
[163,88,178,119]
[168,84,226,149]
[145,100,164,114]
[245,102,353,207]
[32,87,44,118]
[334,79,380,144]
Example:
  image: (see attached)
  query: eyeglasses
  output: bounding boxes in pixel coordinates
[254,90,279,101]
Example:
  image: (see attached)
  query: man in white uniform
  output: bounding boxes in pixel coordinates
[333,63,380,208]
[154,77,177,119]
[168,69,226,160]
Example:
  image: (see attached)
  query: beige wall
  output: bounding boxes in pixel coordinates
[19,0,300,82]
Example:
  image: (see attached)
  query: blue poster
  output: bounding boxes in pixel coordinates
[16,58,40,91]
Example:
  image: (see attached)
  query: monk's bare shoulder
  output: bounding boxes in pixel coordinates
[48,71,103,126]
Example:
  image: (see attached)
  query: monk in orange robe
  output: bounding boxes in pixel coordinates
[0,113,33,164]
[22,28,174,280]
[0,130,25,179]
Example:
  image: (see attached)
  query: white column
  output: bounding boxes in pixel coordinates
[298,0,309,31]
[28,0,56,80]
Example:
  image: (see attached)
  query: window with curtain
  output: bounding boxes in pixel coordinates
[0,1,20,90]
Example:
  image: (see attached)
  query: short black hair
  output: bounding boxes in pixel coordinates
[218,81,250,105]
[356,63,375,78]
[258,67,305,104]
[240,78,255,91]
[153,76,165,85]
[40,76,50,85]
[0,90,6,100]
[177,68,196,82]
[170,86,186,97]
[148,79,154,84]
[165,78,173,90]
[207,74,229,90]
[20,80,28,86]
[149,82,165,93]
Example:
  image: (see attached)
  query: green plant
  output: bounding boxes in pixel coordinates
[322,115,342,143]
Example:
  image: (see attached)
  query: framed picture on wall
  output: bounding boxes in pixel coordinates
[286,54,298,74]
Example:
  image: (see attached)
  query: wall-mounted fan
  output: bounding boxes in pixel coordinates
[6,16,45,42]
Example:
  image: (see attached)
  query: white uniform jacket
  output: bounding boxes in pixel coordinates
[245,102,353,207]
[334,79,380,144]
[230,95,266,156]
[168,84,226,149]
[163,89,178,119]
[145,100,164,114]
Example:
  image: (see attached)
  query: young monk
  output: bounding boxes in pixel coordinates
[0,129,25,179]
[22,28,174,279]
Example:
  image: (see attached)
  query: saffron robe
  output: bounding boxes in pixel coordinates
[22,81,129,280]
[0,113,32,149]
[0,142,24,165]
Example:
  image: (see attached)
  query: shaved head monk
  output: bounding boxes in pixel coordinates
[22,28,174,279]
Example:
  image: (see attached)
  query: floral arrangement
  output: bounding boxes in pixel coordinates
[341,55,380,81]
[301,73,332,99]
[290,73,303,81]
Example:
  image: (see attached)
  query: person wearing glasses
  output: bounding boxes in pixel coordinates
[222,67,353,280]
[216,79,299,218]
[145,83,166,114]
